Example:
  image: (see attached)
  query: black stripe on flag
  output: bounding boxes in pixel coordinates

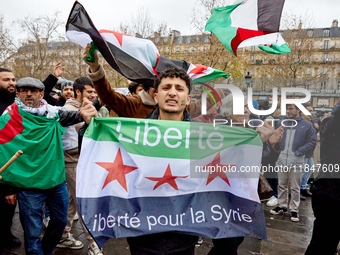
[77,191,266,247]
[257,0,285,32]
[66,1,155,86]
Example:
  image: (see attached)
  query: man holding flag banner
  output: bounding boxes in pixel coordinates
[0,77,98,255]
[77,64,268,254]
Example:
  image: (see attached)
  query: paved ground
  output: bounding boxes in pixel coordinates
[3,196,323,255]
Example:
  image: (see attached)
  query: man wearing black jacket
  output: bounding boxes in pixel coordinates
[1,76,97,255]
[0,68,21,254]
[305,100,340,255]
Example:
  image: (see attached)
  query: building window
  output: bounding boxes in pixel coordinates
[307,30,313,37]
[323,53,328,61]
[176,47,181,53]
[323,29,330,37]
[250,46,255,52]
[192,47,197,53]
[306,67,311,75]
[177,37,183,44]
[324,40,329,49]
[321,81,326,90]
[203,35,209,43]
[250,55,255,61]
[184,47,189,53]
[322,67,328,74]
[305,84,309,90]
[186,37,191,44]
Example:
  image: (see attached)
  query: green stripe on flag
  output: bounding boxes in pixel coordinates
[0,106,66,189]
[258,43,291,54]
[193,70,230,84]
[84,117,262,159]
[205,4,241,55]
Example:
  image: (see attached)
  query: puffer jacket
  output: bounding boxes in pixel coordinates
[275,115,316,167]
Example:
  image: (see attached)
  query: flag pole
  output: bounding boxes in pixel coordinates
[0,150,23,177]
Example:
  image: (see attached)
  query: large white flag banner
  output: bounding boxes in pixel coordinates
[77,117,265,246]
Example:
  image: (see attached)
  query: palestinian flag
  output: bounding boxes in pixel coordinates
[0,103,66,189]
[77,117,266,247]
[66,1,229,87]
[205,0,285,56]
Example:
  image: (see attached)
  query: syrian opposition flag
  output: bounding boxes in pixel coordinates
[0,104,66,189]
[77,117,266,247]
[66,1,229,87]
[205,0,285,56]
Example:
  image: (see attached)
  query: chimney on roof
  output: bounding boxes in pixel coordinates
[172,30,181,37]
[332,19,338,27]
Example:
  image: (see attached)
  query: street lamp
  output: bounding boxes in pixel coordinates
[245,72,252,87]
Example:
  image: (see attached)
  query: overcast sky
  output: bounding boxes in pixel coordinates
[1,0,339,39]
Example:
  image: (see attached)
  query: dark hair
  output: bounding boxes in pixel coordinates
[0,68,12,73]
[286,104,300,111]
[154,67,191,93]
[50,91,61,97]
[73,77,94,94]
[258,100,269,110]
[302,103,312,108]
[128,82,143,94]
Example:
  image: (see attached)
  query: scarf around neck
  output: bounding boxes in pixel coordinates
[15,97,63,118]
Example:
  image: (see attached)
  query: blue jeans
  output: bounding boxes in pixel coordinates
[301,157,314,190]
[17,181,69,255]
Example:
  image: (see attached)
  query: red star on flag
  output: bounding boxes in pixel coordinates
[95,148,137,191]
[205,152,234,186]
[146,164,189,190]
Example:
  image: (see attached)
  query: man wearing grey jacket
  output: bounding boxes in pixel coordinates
[270,104,316,222]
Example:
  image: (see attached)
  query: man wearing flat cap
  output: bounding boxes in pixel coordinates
[3,77,98,255]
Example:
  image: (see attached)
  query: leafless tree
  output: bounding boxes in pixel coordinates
[189,0,246,79]
[0,14,14,64]
[4,12,64,80]
[260,12,335,88]
[190,0,226,34]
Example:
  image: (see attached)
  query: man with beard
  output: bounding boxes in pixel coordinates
[0,68,16,113]
[0,68,21,254]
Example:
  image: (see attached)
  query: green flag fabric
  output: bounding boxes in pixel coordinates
[0,103,66,189]
[258,37,292,54]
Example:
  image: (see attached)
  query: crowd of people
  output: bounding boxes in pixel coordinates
[0,43,339,255]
